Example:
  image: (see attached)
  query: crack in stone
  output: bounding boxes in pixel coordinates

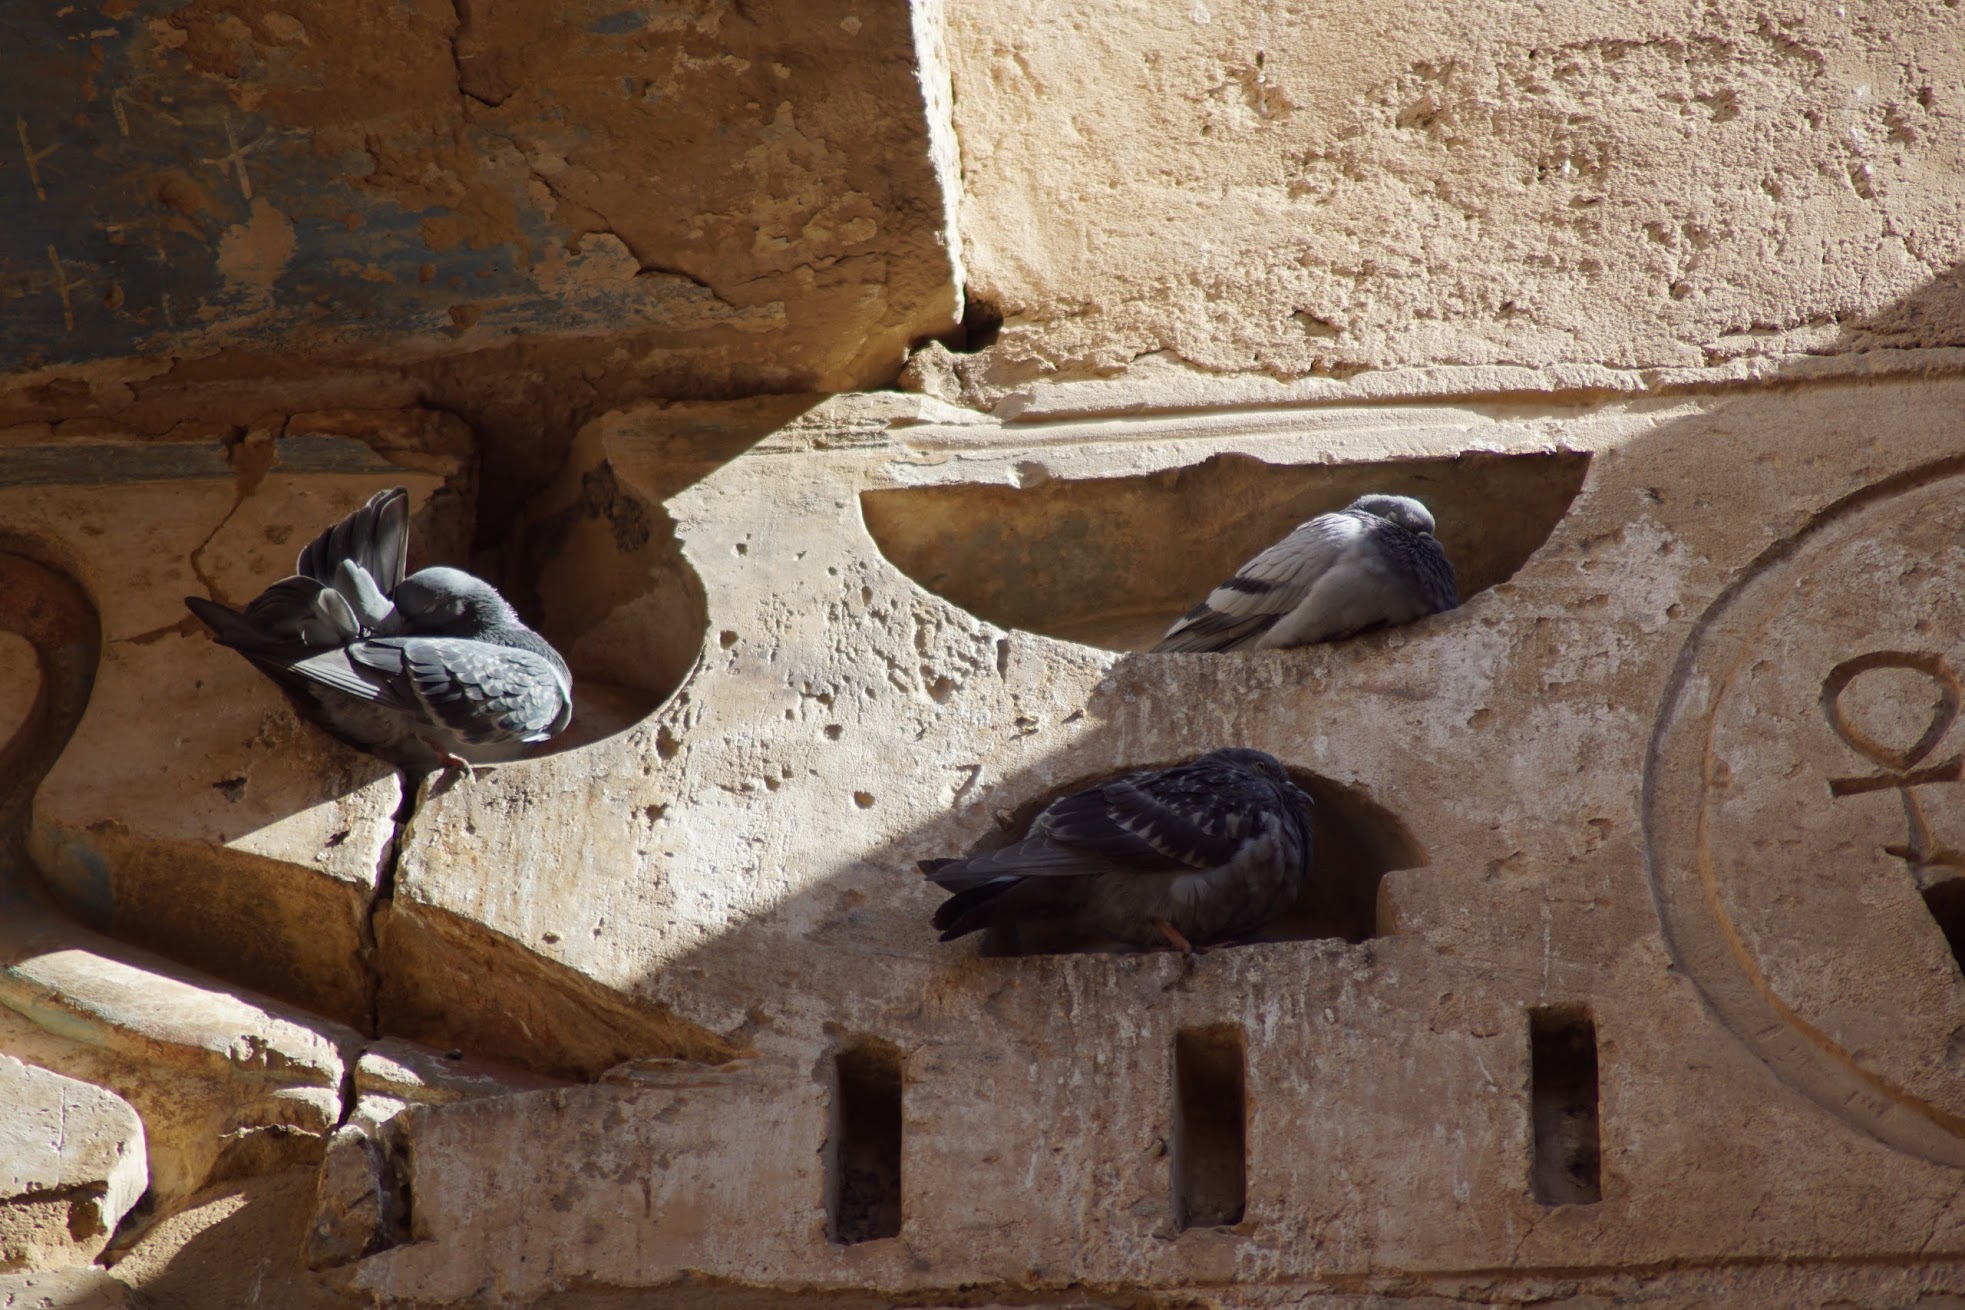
[354,769,418,1043]
[523,166,748,310]
[332,1053,362,1131]
[186,427,275,605]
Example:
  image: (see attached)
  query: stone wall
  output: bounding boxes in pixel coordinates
[2,2,1965,1308]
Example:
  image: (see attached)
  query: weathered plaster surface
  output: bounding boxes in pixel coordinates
[1,0,959,389]
[1,1,1964,1306]
[947,0,1965,390]
[313,379,1965,1303]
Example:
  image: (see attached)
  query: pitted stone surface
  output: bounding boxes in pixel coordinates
[335,379,1965,1302]
[0,2,1963,1304]
[945,0,1965,396]
[0,1056,145,1272]
[21,434,449,1026]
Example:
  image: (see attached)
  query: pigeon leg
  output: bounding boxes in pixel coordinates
[1155,920,1197,957]
[1156,920,1202,992]
[436,749,475,780]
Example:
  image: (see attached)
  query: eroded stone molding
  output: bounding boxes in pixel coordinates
[290,375,1965,1304]
[6,371,1965,1302]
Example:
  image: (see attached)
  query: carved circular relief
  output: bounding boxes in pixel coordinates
[1646,462,1965,1163]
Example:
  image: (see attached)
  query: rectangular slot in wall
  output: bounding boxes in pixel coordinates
[826,1039,902,1244]
[1173,1025,1247,1231]
[1529,1007,1603,1206]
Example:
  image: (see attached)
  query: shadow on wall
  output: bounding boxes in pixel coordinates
[861,450,1591,650]
[347,260,1965,1276]
[353,399,824,1077]
[510,396,825,751]
[0,403,813,1083]
[1841,262,1965,350]
[942,757,1423,955]
[563,263,1965,1069]
[13,263,1965,1114]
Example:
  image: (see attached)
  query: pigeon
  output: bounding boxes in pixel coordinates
[185,489,573,776]
[295,486,410,630]
[1151,493,1459,652]
[921,747,1315,955]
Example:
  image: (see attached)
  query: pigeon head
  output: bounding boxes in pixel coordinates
[393,567,520,636]
[1349,493,1437,536]
[1198,746,1297,788]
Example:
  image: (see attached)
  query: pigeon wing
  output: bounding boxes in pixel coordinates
[275,641,425,714]
[927,756,1264,893]
[1034,768,1255,871]
[1151,512,1369,652]
[393,638,572,745]
[188,579,359,650]
[296,487,410,594]
[923,756,1287,943]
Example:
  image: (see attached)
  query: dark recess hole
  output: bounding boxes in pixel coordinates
[955,765,1422,957]
[827,1039,902,1245]
[1922,879,1965,971]
[1173,1026,1247,1231]
[1529,1007,1603,1206]
[944,296,1003,353]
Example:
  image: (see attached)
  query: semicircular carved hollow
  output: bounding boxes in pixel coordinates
[0,548,101,880]
[511,394,829,755]
[1645,456,1965,1166]
[860,450,1591,652]
[944,762,1424,957]
[506,494,704,759]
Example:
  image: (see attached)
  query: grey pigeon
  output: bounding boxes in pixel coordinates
[296,486,409,623]
[921,747,1314,955]
[186,490,573,775]
[1152,493,1458,652]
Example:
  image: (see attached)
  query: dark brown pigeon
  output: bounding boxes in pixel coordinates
[922,747,1315,955]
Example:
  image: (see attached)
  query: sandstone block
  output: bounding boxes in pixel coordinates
[0,1057,144,1272]
[0,0,959,391]
[946,0,1965,393]
[16,433,452,1027]
[302,1124,400,1271]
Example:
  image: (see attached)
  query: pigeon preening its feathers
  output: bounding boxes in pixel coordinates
[186,488,573,775]
[921,747,1315,955]
[1151,493,1459,653]
[295,485,409,606]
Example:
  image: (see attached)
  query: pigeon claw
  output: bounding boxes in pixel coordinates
[438,749,475,780]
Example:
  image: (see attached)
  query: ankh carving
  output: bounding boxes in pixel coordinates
[1822,651,1965,886]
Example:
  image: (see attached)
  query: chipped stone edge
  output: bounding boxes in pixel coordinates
[909,0,967,311]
